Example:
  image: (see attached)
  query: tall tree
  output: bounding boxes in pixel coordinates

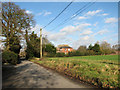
[45,44,56,54]
[25,31,55,59]
[26,31,39,59]
[2,2,35,50]
[112,44,120,51]
[100,41,112,54]
[88,44,93,50]
[9,35,21,54]
[77,45,87,52]
[92,43,100,52]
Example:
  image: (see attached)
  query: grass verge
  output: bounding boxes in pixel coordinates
[30,55,119,88]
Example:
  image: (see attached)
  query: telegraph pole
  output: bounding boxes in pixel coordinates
[40,28,42,59]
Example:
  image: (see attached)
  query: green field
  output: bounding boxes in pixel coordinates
[30,55,119,88]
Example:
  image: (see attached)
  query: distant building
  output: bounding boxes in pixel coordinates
[57,45,73,54]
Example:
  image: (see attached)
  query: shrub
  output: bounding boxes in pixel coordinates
[66,52,73,57]
[45,44,56,54]
[55,53,65,57]
[95,51,102,55]
[26,42,35,59]
[2,50,18,65]
[46,53,56,57]
[73,51,80,56]
[34,48,40,58]
[87,50,95,55]
[10,45,21,54]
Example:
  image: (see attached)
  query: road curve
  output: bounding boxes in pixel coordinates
[3,61,94,88]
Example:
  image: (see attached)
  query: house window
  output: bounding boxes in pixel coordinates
[65,49,67,51]
[68,48,70,51]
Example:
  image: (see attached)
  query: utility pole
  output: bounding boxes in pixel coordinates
[40,28,42,59]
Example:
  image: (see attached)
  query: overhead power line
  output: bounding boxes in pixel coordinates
[50,1,96,31]
[42,0,75,29]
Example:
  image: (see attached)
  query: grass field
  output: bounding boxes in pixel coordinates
[30,55,119,88]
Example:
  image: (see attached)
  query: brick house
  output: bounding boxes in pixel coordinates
[57,45,73,54]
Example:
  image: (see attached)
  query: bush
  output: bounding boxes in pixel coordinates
[95,51,102,55]
[34,48,40,58]
[100,49,114,55]
[2,50,18,65]
[87,50,95,55]
[46,53,56,57]
[10,45,21,54]
[26,42,35,59]
[66,52,73,57]
[45,44,56,54]
[55,53,65,57]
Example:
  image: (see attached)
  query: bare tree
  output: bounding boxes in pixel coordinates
[100,41,112,54]
[2,2,35,50]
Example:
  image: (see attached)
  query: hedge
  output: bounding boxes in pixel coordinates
[2,50,18,65]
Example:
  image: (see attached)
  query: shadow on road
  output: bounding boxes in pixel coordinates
[2,60,57,88]
[2,60,96,89]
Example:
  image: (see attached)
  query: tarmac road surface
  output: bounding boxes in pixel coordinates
[2,61,95,88]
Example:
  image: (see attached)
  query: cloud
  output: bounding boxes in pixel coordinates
[77,16,88,20]
[43,23,91,45]
[83,36,89,40]
[93,22,98,26]
[92,29,109,36]
[60,23,91,34]
[37,12,42,16]
[31,24,41,34]
[105,17,117,23]
[48,32,66,41]
[76,10,108,20]
[44,11,52,16]
[97,29,109,35]
[47,23,92,48]
[37,11,52,16]
[86,10,102,16]
[30,24,50,37]
[25,10,32,14]
[72,36,94,49]
[26,21,116,49]
[30,24,67,43]
[72,29,110,49]
[60,25,75,34]
[71,14,76,18]
[102,13,109,16]
[80,29,93,36]
[102,33,118,40]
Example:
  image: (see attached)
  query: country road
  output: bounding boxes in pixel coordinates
[2,60,95,88]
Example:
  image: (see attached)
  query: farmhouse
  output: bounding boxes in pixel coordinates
[57,45,73,54]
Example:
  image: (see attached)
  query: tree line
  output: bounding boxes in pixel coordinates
[25,31,56,59]
[1,2,56,65]
[2,2,35,65]
[67,41,116,57]
[45,41,117,57]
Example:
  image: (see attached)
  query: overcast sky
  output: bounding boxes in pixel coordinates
[15,2,118,49]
